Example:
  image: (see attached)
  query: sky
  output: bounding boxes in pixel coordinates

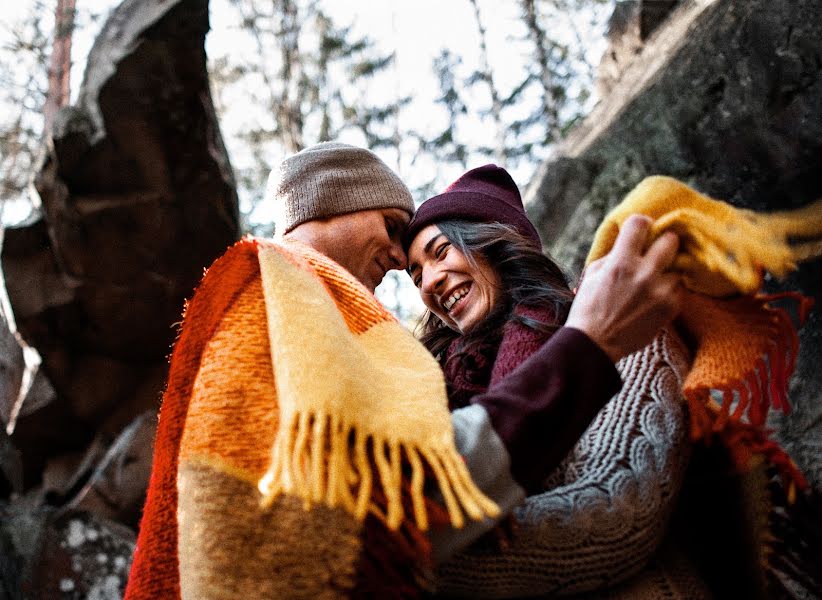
[206,0,609,194]
[199,0,609,318]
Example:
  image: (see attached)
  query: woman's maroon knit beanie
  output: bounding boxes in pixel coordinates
[404,164,542,250]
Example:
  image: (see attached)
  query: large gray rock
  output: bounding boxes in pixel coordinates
[525,2,822,596]
[0,0,239,485]
[596,0,682,97]
[525,0,822,488]
[0,314,55,440]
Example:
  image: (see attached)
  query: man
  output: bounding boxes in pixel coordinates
[125,142,683,599]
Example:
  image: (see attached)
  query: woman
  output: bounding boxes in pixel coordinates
[404,165,705,598]
[405,165,574,417]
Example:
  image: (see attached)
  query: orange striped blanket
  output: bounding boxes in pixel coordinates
[125,238,498,600]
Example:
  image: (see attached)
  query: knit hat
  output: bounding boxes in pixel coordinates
[404,164,542,249]
[267,142,415,235]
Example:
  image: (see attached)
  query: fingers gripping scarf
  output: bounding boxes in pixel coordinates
[125,238,497,600]
[587,176,822,497]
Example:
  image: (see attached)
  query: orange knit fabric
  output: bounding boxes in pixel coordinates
[678,291,811,494]
[125,238,262,600]
[125,237,479,599]
[177,273,280,476]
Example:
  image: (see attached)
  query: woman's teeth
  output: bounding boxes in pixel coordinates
[444,285,470,312]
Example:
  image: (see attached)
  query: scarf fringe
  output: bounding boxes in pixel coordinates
[259,408,500,531]
[684,292,813,497]
[354,475,449,598]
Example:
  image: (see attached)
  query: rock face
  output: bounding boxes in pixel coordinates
[524,0,822,543]
[525,1,822,595]
[0,0,239,487]
[1,504,135,600]
[0,315,55,448]
[596,0,682,97]
[0,0,238,595]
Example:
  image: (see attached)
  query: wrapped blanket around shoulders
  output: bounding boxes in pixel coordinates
[125,237,498,600]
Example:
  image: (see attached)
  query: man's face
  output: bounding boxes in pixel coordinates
[320,208,410,292]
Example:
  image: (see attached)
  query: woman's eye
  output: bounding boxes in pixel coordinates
[413,275,421,287]
[435,243,450,258]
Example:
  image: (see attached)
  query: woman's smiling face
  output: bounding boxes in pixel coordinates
[407,223,501,334]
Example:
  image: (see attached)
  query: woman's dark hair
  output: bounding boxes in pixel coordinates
[417,220,574,369]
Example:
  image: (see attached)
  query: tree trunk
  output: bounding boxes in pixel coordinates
[44,0,76,135]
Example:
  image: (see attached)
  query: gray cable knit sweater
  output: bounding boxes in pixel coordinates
[437,329,708,598]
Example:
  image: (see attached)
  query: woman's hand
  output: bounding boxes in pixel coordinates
[565,215,684,362]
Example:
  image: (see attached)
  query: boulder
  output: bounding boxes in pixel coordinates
[524,3,822,593]
[0,0,239,486]
[0,503,135,600]
[525,1,822,594]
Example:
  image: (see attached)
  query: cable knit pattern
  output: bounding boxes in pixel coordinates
[436,328,693,598]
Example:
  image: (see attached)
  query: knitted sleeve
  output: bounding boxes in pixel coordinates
[475,326,622,493]
[436,328,692,598]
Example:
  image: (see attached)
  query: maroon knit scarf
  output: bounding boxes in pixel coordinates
[443,305,557,407]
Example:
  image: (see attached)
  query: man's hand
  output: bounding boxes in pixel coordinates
[565,215,684,363]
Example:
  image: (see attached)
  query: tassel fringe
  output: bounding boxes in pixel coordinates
[684,293,813,496]
[259,409,500,531]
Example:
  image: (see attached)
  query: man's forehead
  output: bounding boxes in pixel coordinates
[391,207,412,225]
[322,206,410,225]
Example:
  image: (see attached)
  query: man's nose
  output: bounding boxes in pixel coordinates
[387,242,407,270]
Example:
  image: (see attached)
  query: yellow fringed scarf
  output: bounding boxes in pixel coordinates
[587,176,822,296]
[255,240,499,530]
[587,176,822,496]
[150,238,499,599]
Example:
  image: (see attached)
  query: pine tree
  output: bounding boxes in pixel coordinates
[0,1,51,214]
[520,0,563,144]
[419,49,469,170]
[466,0,506,166]
[420,0,610,177]
[517,0,612,143]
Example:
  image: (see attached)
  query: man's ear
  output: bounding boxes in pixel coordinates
[284,219,319,240]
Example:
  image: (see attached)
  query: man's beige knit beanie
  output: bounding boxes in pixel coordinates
[267,142,415,235]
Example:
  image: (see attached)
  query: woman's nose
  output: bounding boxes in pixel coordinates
[421,266,446,294]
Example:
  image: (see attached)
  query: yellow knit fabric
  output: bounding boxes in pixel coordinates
[587,176,822,297]
[587,176,821,494]
[257,240,499,530]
